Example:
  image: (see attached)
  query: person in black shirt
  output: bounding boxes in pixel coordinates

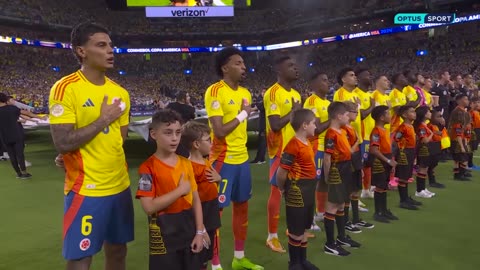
[167,90,196,123]
[251,89,267,164]
[0,93,31,179]
[431,70,451,124]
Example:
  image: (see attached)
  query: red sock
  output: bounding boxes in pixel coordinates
[362,167,371,189]
[315,191,327,213]
[212,209,223,265]
[233,201,248,250]
[267,185,281,233]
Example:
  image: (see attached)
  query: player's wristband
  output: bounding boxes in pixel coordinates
[196,229,206,235]
[235,110,248,122]
[387,159,391,164]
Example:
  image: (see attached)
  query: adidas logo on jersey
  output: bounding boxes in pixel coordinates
[82,98,95,107]
[229,99,235,105]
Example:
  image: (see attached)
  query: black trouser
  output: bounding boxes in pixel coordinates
[5,141,26,174]
[253,131,266,162]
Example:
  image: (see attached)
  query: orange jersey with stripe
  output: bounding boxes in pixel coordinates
[393,123,416,149]
[325,128,352,162]
[470,110,480,128]
[427,123,442,142]
[342,125,359,152]
[333,87,362,143]
[280,137,316,180]
[417,123,433,140]
[303,94,330,152]
[370,126,391,154]
[136,155,197,215]
[191,159,218,202]
[264,83,301,159]
[48,71,131,197]
[204,80,252,164]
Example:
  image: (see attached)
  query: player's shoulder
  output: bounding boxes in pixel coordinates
[106,77,128,94]
[265,83,282,101]
[139,155,157,172]
[50,72,82,100]
[238,85,251,96]
[206,81,226,97]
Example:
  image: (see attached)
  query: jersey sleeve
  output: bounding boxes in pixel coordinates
[186,161,198,193]
[136,162,155,198]
[394,126,404,143]
[418,125,428,139]
[205,86,224,117]
[119,90,131,127]
[280,140,298,170]
[303,97,321,117]
[370,128,381,147]
[264,90,280,117]
[48,82,76,124]
[325,131,336,154]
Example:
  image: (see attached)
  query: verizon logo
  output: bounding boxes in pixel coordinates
[171,8,209,17]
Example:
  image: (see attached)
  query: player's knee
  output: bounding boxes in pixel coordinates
[104,243,127,260]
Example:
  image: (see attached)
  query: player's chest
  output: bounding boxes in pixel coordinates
[221,94,244,114]
[73,91,118,123]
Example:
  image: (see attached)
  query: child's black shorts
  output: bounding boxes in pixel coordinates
[321,161,352,204]
[371,153,393,190]
[395,148,415,180]
[284,179,316,236]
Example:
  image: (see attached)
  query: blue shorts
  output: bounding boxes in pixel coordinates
[213,161,252,208]
[269,156,281,186]
[315,151,324,179]
[63,188,134,260]
[361,140,370,163]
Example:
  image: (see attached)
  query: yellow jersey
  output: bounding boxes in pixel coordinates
[389,88,407,133]
[264,83,301,159]
[403,85,419,104]
[304,94,330,152]
[333,87,363,143]
[354,88,374,142]
[204,80,251,165]
[371,90,391,132]
[423,89,432,108]
[48,71,131,197]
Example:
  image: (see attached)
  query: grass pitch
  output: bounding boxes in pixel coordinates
[0,130,479,269]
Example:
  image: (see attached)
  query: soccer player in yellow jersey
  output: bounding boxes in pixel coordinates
[402,70,421,108]
[303,72,331,224]
[204,47,263,270]
[353,68,375,201]
[422,76,434,108]
[264,56,301,253]
[48,22,133,270]
[371,75,392,132]
[333,68,362,140]
[389,73,409,133]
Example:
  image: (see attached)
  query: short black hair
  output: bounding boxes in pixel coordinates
[391,73,403,85]
[71,22,110,63]
[371,105,389,121]
[309,71,327,82]
[328,102,348,120]
[398,105,414,117]
[344,101,357,112]
[403,70,413,77]
[176,91,187,101]
[215,47,242,77]
[337,67,354,85]
[274,55,292,67]
[150,109,183,129]
[180,121,210,150]
[290,109,316,131]
[455,94,468,101]
[374,75,386,83]
[0,93,8,103]
[354,67,369,77]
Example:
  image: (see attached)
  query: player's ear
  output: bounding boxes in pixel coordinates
[193,140,200,149]
[75,46,86,61]
[149,129,157,140]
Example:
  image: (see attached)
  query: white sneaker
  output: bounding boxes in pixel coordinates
[3,152,9,159]
[360,190,371,199]
[310,220,321,232]
[415,190,433,198]
[25,160,32,167]
[424,188,435,197]
[314,212,324,222]
[358,206,369,212]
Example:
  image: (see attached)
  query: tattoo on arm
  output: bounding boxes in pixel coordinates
[50,119,107,154]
